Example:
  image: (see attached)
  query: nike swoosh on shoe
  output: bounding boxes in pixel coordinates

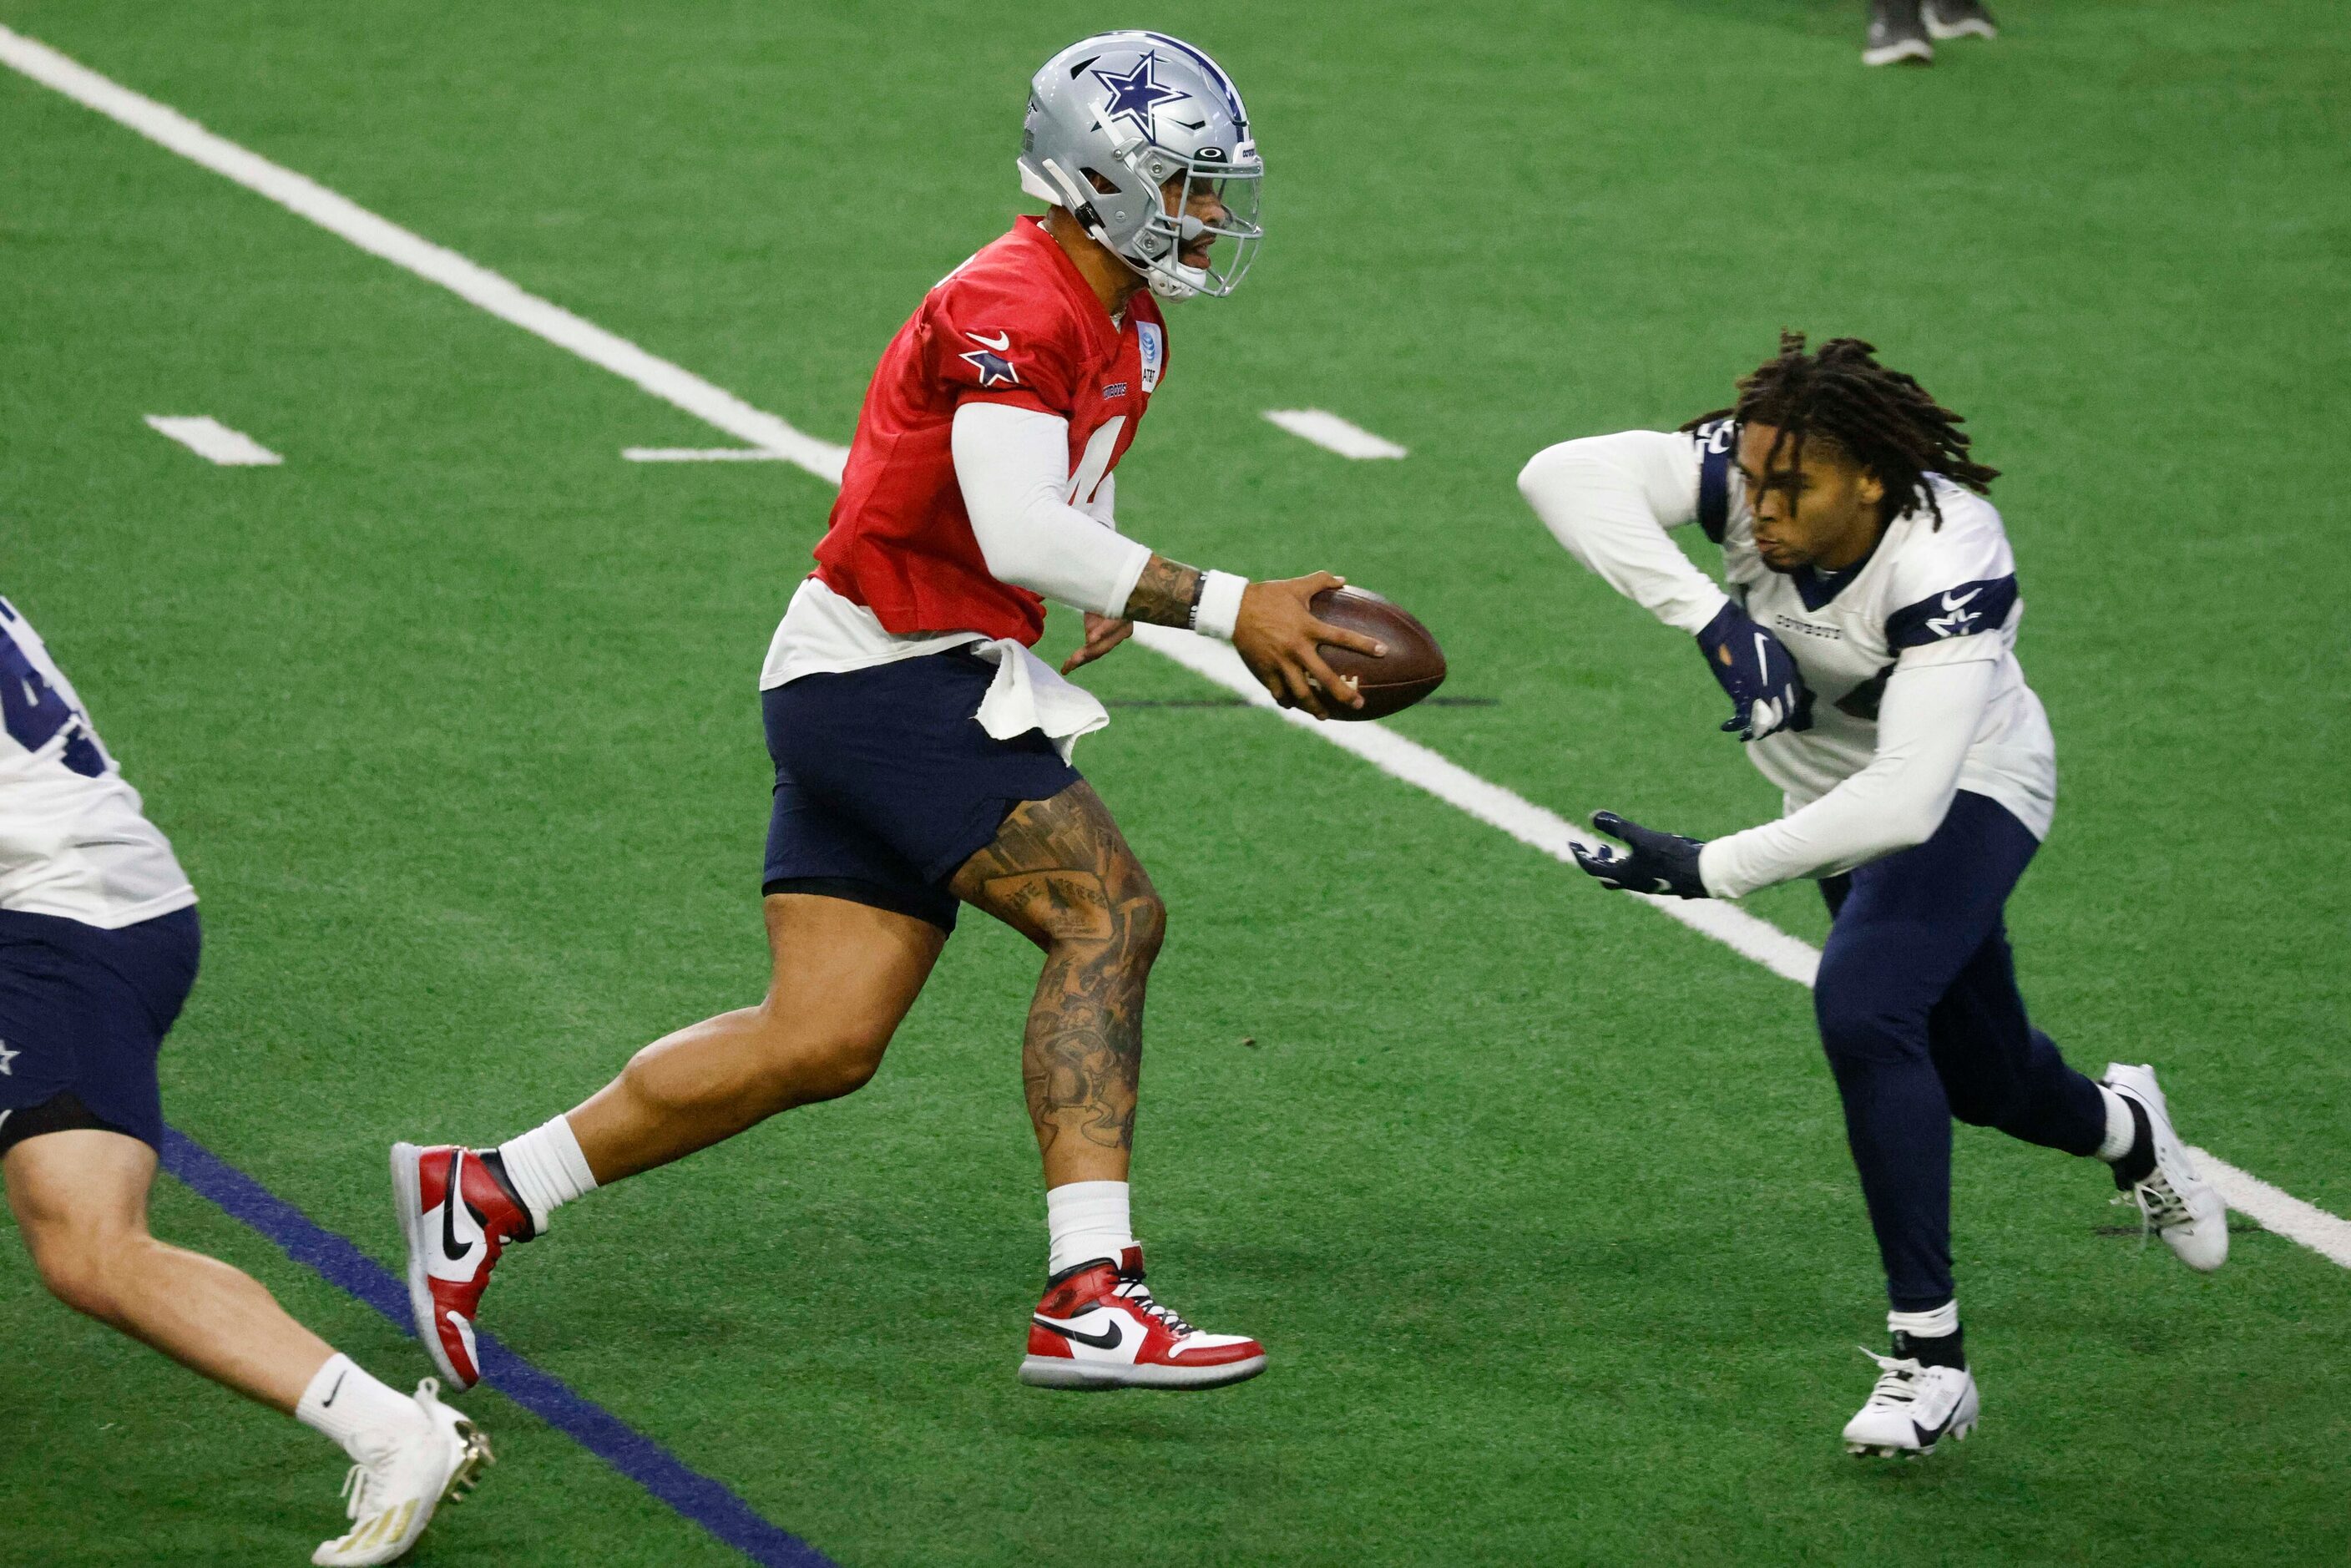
[439,1151,478,1264]
[1910,1414,1954,1449]
[1032,1314,1124,1350]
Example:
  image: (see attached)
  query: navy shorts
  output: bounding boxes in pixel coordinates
[761,650,1081,933]
[0,906,201,1154]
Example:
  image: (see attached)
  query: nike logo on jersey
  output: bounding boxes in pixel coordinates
[964,329,1011,351]
[1888,574,2018,652]
[1927,589,1984,638]
[1033,1312,1125,1350]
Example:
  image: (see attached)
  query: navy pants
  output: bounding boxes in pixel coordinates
[1813,791,2106,1311]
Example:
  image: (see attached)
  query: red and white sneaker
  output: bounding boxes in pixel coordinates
[1019,1244,1266,1391]
[390,1142,533,1389]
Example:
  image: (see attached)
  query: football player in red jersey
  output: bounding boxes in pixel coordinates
[392,32,1374,1393]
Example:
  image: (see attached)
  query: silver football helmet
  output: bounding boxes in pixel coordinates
[1018,31,1264,301]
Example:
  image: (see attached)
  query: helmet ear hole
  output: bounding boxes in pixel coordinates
[1080,167,1120,195]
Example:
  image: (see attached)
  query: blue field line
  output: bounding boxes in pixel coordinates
[158,1125,842,1568]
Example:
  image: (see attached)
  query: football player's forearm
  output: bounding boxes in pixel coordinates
[1519,433,1727,635]
[1697,660,1990,898]
[1119,554,1203,627]
[953,401,1152,616]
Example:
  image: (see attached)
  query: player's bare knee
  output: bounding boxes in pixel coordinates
[787,1033,891,1103]
[733,1013,892,1107]
[1044,884,1164,979]
[1124,886,1167,968]
[27,1225,133,1322]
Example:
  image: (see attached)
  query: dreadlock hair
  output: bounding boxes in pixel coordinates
[1682,332,1999,529]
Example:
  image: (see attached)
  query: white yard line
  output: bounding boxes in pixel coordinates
[12,23,2341,1268]
[1131,625,1821,984]
[2190,1147,2351,1268]
[144,415,282,465]
[1263,408,1408,459]
[0,24,848,488]
[622,447,792,462]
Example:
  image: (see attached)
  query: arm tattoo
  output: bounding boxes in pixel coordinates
[949,783,1165,1158]
[1120,554,1204,629]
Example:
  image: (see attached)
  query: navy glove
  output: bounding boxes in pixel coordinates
[1572,812,1711,899]
[1696,600,1814,741]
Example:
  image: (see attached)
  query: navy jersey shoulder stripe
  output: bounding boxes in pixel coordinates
[1887,574,2019,649]
[1691,418,1736,544]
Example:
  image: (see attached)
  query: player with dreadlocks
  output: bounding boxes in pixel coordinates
[1516,335,2228,1457]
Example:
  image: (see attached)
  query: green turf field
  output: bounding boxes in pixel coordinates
[3,1,2347,1563]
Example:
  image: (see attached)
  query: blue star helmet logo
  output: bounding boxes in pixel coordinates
[1090,52,1187,139]
[959,347,1019,388]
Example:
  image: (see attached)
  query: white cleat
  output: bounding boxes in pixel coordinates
[1923,0,1998,39]
[311,1379,492,1566]
[1842,1349,1978,1458]
[2103,1062,2229,1272]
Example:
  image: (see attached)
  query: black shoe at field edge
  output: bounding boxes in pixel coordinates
[1864,0,1934,65]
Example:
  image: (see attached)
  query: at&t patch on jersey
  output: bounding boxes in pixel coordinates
[1138,321,1164,394]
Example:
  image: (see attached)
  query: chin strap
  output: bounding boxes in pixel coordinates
[1024,155,1206,301]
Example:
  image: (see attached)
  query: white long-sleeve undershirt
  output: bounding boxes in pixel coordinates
[1517,431,1731,635]
[1520,427,1997,898]
[1696,656,1993,898]
[953,401,1152,619]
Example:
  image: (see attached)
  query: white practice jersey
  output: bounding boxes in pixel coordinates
[1686,418,2057,837]
[1519,425,2059,896]
[0,596,195,928]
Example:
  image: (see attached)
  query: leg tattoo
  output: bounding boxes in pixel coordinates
[953,784,1166,1160]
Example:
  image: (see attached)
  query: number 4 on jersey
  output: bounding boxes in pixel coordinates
[0,617,105,778]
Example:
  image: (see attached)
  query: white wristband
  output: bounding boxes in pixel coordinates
[1193,570,1248,641]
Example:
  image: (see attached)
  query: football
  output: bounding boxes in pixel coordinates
[1309,586,1447,721]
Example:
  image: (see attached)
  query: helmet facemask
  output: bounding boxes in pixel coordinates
[1132,162,1263,301]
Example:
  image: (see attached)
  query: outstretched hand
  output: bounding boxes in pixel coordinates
[1571,811,1711,899]
[1061,614,1134,675]
[1231,572,1387,720]
[1696,601,1814,742]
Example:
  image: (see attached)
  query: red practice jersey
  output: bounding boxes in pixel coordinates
[814,215,1169,645]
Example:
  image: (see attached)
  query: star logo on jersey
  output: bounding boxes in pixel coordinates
[959,346,1019,388]
[0,1038,16,1076]
[1927,587,1984,639]
[1090,53,1186,137]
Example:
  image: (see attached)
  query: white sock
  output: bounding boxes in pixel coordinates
[2095,1085,2138,1162]
[498,1114,598,1232]
[1046,1180,1133,1276]
[1888,1301,1959,1340]
[295,1353,426,1461]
